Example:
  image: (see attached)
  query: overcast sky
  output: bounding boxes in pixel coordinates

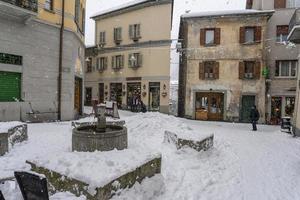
[85,0,246,80]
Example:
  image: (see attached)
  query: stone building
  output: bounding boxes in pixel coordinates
[288,8,300,136]
[0,0,86,121]
[248,0,300,124]
[85,0,172,114]
[178,10,273,122]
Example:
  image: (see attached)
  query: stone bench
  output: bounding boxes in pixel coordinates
[0,124,28,156]
[164,131,214,152]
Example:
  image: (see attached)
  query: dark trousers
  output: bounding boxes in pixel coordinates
[252,120,257,131]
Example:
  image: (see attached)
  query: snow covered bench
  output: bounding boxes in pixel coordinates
[26,150,161,200]
[0,122,28,156]
[164,131,214,152]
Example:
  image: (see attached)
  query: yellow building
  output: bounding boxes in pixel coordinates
[85,0,172,114]
[0,0,86,121]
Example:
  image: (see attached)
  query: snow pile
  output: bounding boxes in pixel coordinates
[182,9,274,18]
[29,149,161,193]
[0,122,25,133]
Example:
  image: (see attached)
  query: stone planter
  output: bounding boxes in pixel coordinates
[72,125,128,152]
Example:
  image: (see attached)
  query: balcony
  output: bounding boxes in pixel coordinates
[288,9,300,43]
[0,0,38,21]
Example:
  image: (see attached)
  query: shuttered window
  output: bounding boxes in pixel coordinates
[97,57,107,71]
[128,53,142,68]
[112,55,124,70]
[0,71,21,102]
[239,61,261,79]
[114,27,122,44]
[240,26,262,44]
[276,25,289,43]
[129,24,141,41]
[199,61,219,79]
[99,31,106,44]
[200,28,221,46]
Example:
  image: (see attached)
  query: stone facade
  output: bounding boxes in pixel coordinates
[0,0,85,122]
[178,11,273,122]
[85,0,172,114]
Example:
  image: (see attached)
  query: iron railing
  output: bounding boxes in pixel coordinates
[1,0,38,12]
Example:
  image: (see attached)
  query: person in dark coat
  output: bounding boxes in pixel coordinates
[250,105,260,131]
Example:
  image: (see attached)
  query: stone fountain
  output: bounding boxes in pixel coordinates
[72,104,127,152]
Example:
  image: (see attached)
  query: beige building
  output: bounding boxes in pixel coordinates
[178,10,273,122]
[249,0,300,125]
[85,0,172,113]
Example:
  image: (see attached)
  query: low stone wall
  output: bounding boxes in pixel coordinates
[0,124,28,156]
[164,131,214,152]
[26,156,161,200]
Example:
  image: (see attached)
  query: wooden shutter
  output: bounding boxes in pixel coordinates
[112,56,115,69]
[255,26,262,43]
[200,29,205,46]
[129,25,133,39]
[254,61,261,79]
[104,57,108,69]
[274,0,286,9]
[128,53,132,67]
[239,62,245,79]
[121,55,124,68]
[138,53,143,67]
[199,62,205,80]
[137,24,141,38]
[215,28,221,45]
[214,62,220,79]
[240,27,245,44]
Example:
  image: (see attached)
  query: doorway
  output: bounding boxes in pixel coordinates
[271,97,282,125]
[110,83,122,108]
[85,87,92,106]
[149,82,160,111]
[127,82,141,110]
[241,95,256,122]
[74,77,82,115]
[195,92,224,121]
[98,83,104,104]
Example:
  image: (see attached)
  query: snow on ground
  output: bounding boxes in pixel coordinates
[0,122,25,133]
[1,109,300,200]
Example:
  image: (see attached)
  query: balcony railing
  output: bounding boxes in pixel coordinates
[289,9,300,43]
[1,0,38,12]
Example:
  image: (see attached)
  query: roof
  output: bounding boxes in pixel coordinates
[181,9,274,19]
[91,0,172,20]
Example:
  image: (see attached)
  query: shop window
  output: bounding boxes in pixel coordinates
[285,97,295,116]
[275,60,297,77]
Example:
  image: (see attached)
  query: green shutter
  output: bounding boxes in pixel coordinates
[0,71,21,102]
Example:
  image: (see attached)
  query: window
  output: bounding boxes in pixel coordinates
[276,25,289,43]
[275,60,297,77]
[200,28,221,46]
[274,0,286,8]
[199,61,219,79]
[99,32,106,44]
[112,55,124,70]
[244,61,255,79]
[97,57,107,71]
[286,0,300,8]
[239,61,261,79]
[205,30,215,45]
[86,57,92,73]
[128,53,142,68]
[114,27,122,44]
[45,0,53,10]
[240,26,261,44]
[246,0,253,9]
[245,27,255,43]
[285,97,295,116]
[129,24,141,41]
[0,71,21,102]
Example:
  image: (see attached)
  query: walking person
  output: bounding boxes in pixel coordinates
[250,105,260,131]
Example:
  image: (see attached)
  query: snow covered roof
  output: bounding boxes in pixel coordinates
[91,0,154,19]
[181,9,274,19]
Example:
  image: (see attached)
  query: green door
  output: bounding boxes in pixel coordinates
[241,95,256,122]
[0,71,21,102]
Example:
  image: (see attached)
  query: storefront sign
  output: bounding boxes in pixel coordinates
[0,53,22,65]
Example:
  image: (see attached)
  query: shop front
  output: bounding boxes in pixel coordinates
[270,96,295,125]
[195,92,224,121]
[110,83,122,108]
[127,82,141,110]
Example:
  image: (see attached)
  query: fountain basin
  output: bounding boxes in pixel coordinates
[72,125,127,152]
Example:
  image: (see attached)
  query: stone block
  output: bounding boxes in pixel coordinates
[164,131,213,152]
[8,124,28,146]
[0,132,8,156]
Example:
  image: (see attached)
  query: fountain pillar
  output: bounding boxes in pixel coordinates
[96,104,106,132]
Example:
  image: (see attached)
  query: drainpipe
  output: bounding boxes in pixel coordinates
[58,0,65,121]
